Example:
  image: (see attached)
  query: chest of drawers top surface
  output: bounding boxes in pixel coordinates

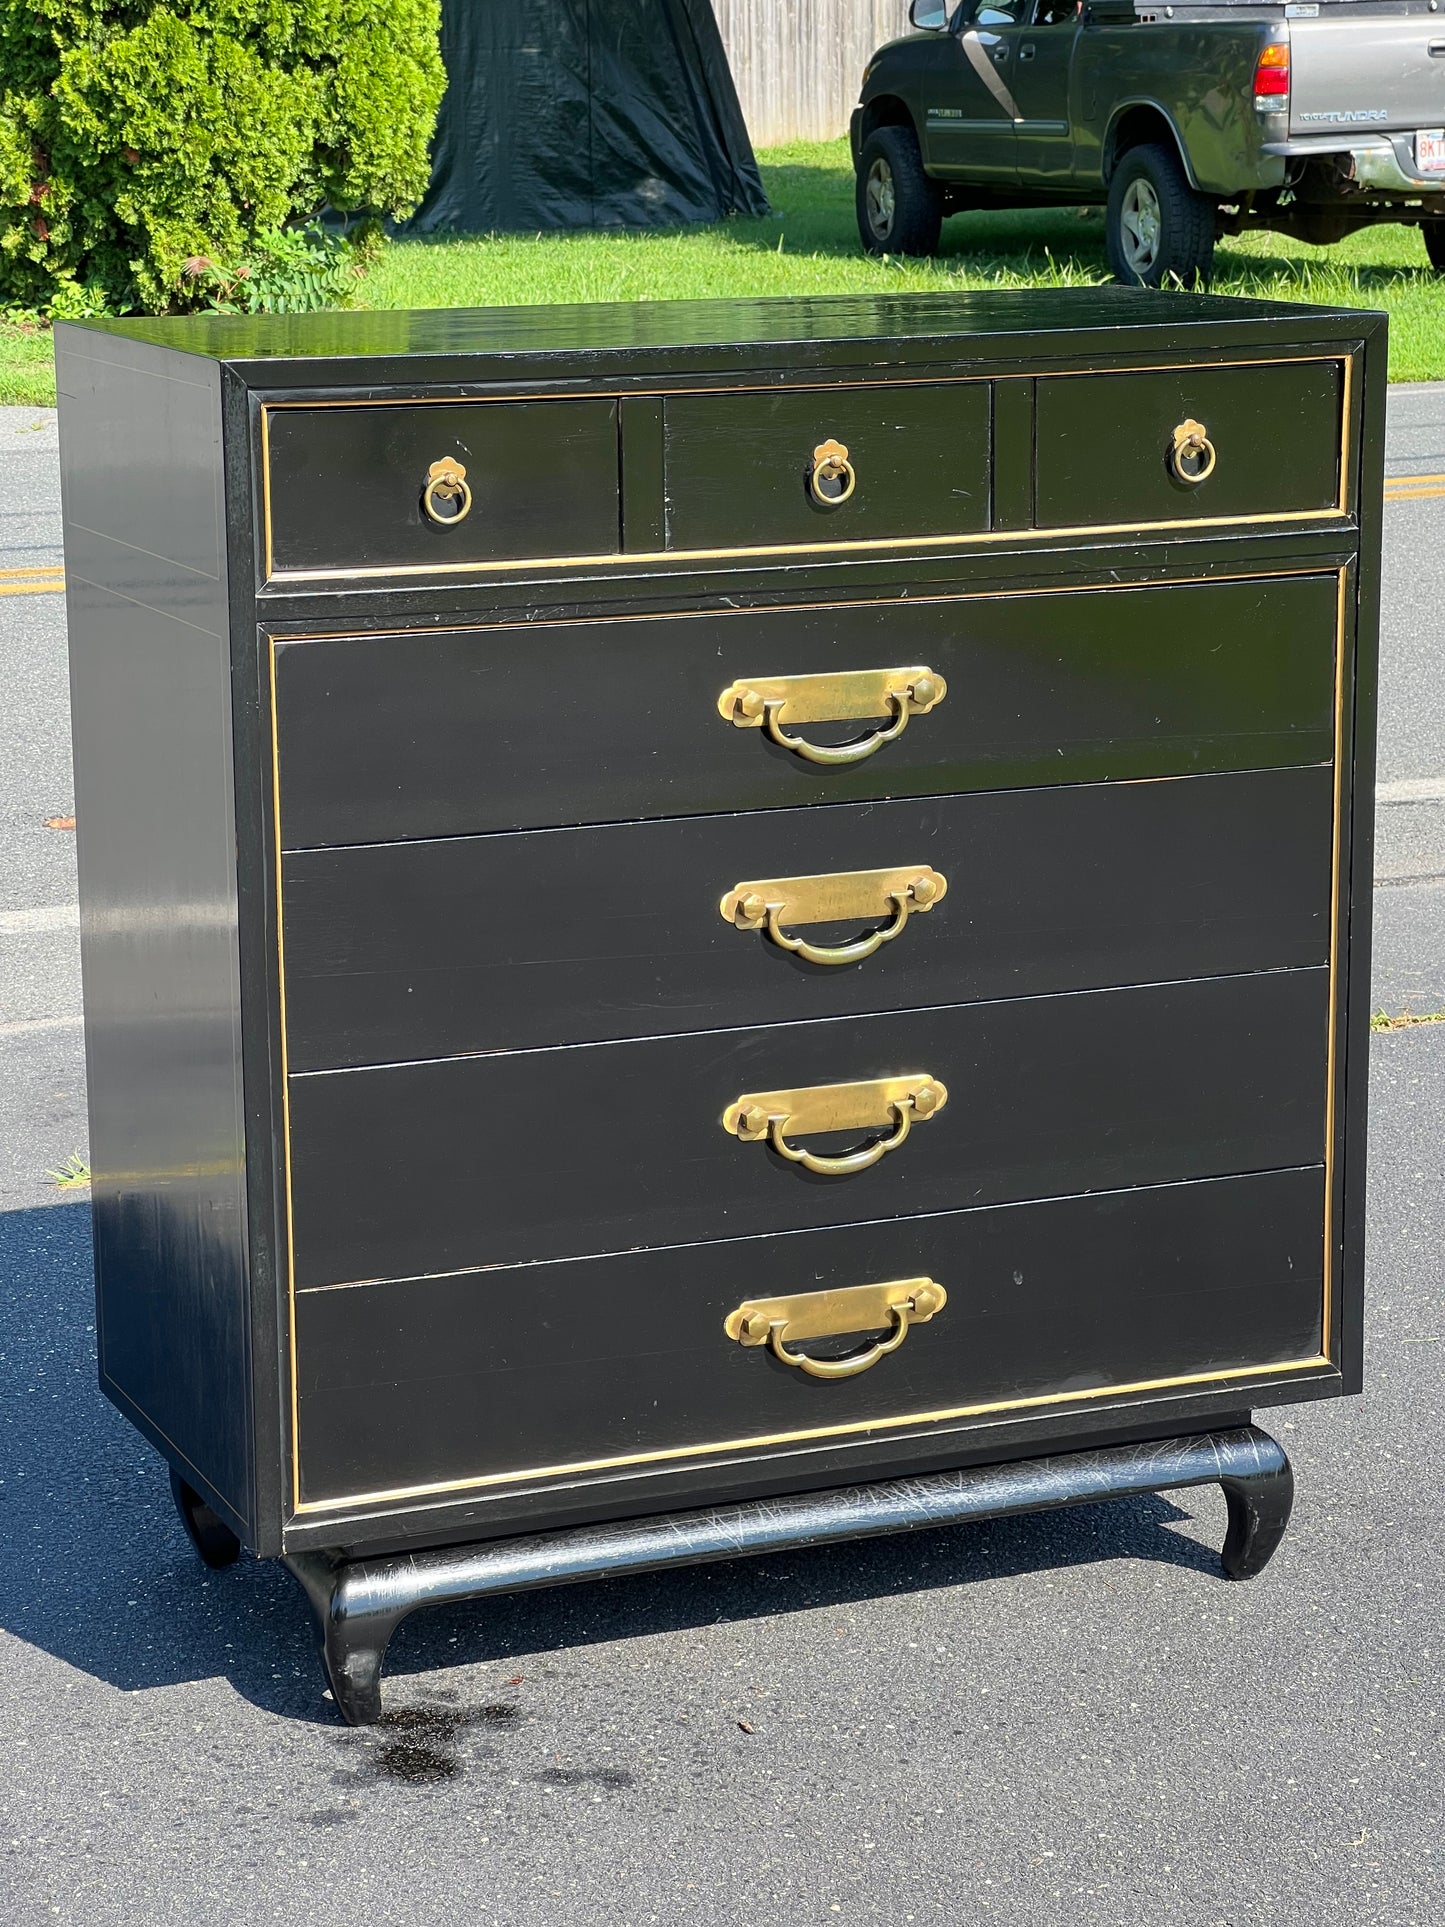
[56,290,1382,1566]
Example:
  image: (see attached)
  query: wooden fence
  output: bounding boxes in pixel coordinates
[712,0,914,148]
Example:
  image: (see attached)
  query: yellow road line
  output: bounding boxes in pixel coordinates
[0,580,65,596]
[1385,484,1445,502]
[0,565,64,580]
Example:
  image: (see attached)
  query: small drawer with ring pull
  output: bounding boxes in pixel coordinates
[661,380,992,553]
[1033,356,1348,530]
[261,396,621,580]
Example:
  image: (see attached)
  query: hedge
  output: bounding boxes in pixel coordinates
[0,0,447,315]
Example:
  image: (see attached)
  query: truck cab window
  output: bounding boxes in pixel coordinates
[972,3,1027,24]
[1031,1,1078,21]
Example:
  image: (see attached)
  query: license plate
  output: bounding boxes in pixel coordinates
[1417,129,1445,173]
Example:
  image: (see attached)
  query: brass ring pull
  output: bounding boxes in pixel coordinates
[725,1075,947,1176]
[422,457,473,526]
[726,1279,947,1380]
[809,438,857,509]
[1168,419,1217,486]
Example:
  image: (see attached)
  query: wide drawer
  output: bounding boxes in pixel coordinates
[286,969,1329,1287]
[661,381,991,552]
[281,767,1333,1071]
[271,570,1340,848]
[293,1167,1326,1508]
[1034,359,1346,529]
[262,398,621,578]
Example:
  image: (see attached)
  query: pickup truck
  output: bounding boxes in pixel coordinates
[851,0,1445,284]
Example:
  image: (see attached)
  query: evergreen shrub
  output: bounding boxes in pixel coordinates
[0,0,446,315]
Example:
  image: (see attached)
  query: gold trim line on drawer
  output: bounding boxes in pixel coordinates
[723,1073,947,1175]
[720,865,947,967]
[718,666,944,766]
[725,1278,947,1380]
[257,351,1356,582]
[290,1355,1334,1516]
[270,561,1351,1520]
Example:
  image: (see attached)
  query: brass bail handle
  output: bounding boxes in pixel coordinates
[724,867,947,968]
[720,668,947,768]
[809,438,857,508]
[727,1279,948,1380]
[725,1076,948,1177]
[422,457,473,526]
[1168,418,1217,486]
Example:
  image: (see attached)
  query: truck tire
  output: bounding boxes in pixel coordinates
[1424,222,1445,272]
[1106,141,1215,289]
[856,126,943,256]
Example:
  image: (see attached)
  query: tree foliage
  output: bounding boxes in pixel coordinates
[0,0,446,313]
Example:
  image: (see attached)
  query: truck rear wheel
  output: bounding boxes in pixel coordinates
[1106,142,1215,289]
[1424,222,1445,272]
[856,126,943,257]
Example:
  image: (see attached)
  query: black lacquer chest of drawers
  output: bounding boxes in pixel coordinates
[56,289,1383,1722]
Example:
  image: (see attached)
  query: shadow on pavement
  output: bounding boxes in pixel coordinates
[0,1199,1226,1725]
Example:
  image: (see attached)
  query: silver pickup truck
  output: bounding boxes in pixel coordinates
[851,0,1445,283]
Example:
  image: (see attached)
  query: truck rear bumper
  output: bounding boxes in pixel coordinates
[1262,132,1445,197]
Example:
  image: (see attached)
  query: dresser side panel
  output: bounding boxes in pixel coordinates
[56,331,255,1543]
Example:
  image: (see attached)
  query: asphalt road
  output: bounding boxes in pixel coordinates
[0,393,1441,1926]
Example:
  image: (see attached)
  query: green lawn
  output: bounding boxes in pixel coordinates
[0,316,62,406]
[5,139,1442,402]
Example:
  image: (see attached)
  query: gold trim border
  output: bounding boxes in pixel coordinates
[269,562,1350,1521]
[258,352,1354,585]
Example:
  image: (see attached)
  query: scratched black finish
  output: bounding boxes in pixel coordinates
[55,291,1380,1668]
[287,969,1328,1287]
[272,571,1339,849]
[294,1168,1323,1506]
[1035,358,1345,527]
[287,1425,1294,1722]
[662,381,992,550]
[281,766,1333,1070]
[265,397,621,575]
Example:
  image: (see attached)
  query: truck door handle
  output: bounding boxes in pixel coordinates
[1020,42,1036,58]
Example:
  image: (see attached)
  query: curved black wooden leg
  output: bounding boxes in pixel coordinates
[285,1552,409,1725]
[1217,1429,1294,1580]
[170,1467,241,1570]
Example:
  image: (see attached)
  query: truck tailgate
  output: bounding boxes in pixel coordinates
[1289,18,1445,137]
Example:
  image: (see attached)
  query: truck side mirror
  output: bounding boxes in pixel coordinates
[909,0,951,28]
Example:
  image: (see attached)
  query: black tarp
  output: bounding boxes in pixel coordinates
[409,0,769,234]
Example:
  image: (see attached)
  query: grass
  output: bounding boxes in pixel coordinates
[5,138,1444,401]
[0,315,61,405]
[46,1154,91,1190]
[1370,1007,1445,1032]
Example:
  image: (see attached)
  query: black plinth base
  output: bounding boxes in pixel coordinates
[274,1424,1292,1725]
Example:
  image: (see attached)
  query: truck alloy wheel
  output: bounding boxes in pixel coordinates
[1118,177,1163,278]
[1105,141,1215,290]
[865,157,896,243]
[855,125,943,256]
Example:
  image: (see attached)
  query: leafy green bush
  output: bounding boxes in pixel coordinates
[0,0,446,316]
